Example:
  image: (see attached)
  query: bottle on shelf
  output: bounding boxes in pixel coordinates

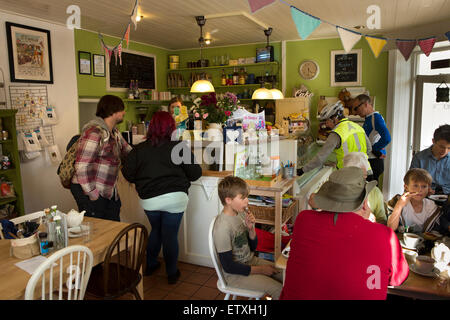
[128,80,135,99]
[134,80,140,99]
[227,74,233,86]
[221,69,227,86]
[233,68,239,85]
[238,68,245,85]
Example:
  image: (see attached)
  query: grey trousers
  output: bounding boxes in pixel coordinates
[224,256,283,300]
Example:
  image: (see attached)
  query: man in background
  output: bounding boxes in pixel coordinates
[410,124,450,195]
[351,94,391,183]
[71,95,132,221]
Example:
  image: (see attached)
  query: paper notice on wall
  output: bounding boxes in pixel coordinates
[46,144,62,165]
[231,109,265,130]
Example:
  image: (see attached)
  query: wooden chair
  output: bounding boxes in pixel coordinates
[85,223,148,300]
[24,245,94,300]
[208,215,265,300]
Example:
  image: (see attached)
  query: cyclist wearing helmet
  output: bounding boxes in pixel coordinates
[297,101,372,176]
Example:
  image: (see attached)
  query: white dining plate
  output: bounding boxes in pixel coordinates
[67,226,84,238]
[428,195,448,201]
[282,247,290,259]
[409,264,439,278]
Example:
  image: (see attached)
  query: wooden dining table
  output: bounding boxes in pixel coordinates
[275,238,450,300]
[0,216,143,300]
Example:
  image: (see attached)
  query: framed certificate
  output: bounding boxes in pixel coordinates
[93,54,105,77]
[78,51,91,75]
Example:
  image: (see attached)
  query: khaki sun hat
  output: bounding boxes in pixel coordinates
[314,166,377,213]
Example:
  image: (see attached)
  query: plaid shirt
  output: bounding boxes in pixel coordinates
[73,125,131,200]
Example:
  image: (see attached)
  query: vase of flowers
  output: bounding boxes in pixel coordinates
[192,92,240,126]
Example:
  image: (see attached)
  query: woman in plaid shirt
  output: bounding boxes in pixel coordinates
[71,95,132,221]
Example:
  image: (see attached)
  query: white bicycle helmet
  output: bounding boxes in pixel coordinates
[318,101,344,121]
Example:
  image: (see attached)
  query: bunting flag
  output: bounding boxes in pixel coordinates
[131,0,139,30]
[118,43,123,65]
[124,24,131,48]
[395,39,417,61]
[365,35,387,58]
[290,6,321,40]
[108,48,113,64]
[418,37,436,57]
[114,47,118,65]
[446,31,450,42]
[337,27,361,53]
[104,47,109,63]
[248,0,275,13]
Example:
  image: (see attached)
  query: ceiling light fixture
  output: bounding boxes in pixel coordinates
[190,16,215,93]
[136,15,143,22]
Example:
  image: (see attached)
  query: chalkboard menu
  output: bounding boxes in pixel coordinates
[108,51,155,90]
[331,49,361,87]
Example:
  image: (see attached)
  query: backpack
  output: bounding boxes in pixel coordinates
[57,134,81,189]
[57,125,112,189]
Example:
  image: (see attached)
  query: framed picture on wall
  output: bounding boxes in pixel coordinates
[78,51,91,75]
[5,22,54,84]
[330,49,362,87]
[93,54,105,77]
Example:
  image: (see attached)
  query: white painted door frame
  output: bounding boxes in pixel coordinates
[412,74,450,155]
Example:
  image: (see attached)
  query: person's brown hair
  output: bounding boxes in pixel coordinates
[403,168,432,186]
[218,176,249,206]
[355,94,371,104]
[433,124,450,143]
[96,95,125,119]
[169,96,183,107]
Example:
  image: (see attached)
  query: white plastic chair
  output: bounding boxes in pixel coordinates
[25,245,94,300]
[208,215,265,300]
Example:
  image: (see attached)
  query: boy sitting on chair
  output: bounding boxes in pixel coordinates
[387,168,442,233]
[213,176,283,300]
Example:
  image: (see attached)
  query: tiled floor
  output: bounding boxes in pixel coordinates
[142,259,228,300]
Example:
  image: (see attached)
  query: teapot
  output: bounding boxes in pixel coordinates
[431,242,450,272]
[66,209,85,228]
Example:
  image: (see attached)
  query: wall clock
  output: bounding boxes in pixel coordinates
[299,60,319,80]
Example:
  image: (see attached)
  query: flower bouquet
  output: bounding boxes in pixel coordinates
[192,92,240,125]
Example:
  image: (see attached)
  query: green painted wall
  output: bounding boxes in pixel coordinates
[285,38,389,136]
[74,29,169,130]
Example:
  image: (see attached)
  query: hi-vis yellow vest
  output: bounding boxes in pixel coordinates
[333,118,371,170]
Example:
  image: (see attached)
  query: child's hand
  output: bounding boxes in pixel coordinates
[245,209,256,230]
[397,191,418,207]
[259,265,279,276]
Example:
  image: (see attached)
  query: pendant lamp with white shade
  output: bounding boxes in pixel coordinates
[190,16,215,93]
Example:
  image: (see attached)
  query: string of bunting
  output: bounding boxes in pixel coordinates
[248,0,450,61]
[98,0,138,66]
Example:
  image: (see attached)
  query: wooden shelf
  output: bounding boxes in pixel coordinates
[167,61,279,72]
[0,196,17,206]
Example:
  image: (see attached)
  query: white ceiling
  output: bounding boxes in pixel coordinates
[1,0,449,50]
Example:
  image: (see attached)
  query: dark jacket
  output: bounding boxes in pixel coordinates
[121,139,202,199]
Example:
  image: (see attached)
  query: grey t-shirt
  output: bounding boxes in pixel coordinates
[213,212,254,264]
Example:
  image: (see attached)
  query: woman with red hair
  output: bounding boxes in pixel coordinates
[122,111,202,284]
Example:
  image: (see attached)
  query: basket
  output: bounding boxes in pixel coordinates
[249,199,298,223]
[10,233,40,259]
